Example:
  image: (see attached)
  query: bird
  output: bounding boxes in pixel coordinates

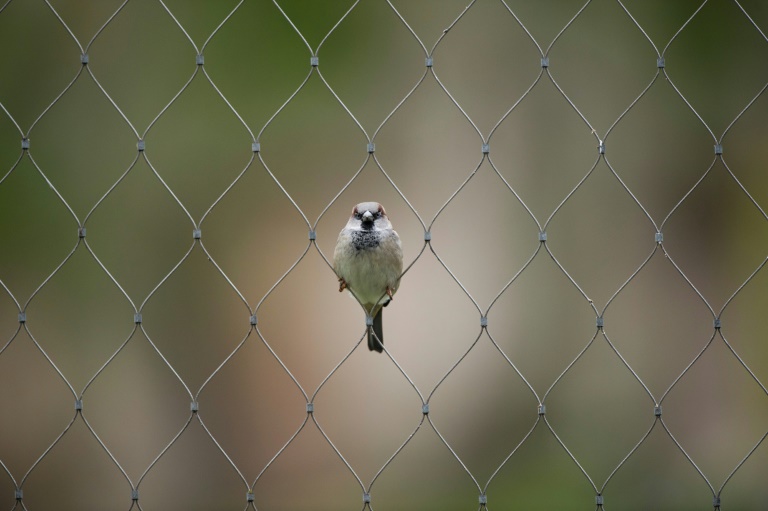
[333,202,403,352]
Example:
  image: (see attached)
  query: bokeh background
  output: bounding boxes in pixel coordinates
[1,0,768,509]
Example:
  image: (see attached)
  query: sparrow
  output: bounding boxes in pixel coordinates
[333,202,403,352]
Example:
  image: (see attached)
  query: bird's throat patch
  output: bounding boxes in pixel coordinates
[352,230,380,251]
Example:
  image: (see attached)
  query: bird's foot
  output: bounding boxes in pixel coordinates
[386,286,394,299]
[338,277,347,292]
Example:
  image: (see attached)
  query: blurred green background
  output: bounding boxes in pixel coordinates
[1,0,767,509]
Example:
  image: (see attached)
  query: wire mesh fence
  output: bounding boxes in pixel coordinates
[1,0,767,509]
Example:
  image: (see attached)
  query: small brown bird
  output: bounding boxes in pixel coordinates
[333,202,403,352]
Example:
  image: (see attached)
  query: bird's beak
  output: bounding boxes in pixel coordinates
[362,211,374,222]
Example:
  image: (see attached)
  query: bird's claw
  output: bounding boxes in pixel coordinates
[338,277,347,292]
[386,286,394,300]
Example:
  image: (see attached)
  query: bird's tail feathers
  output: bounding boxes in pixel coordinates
[368,308,384,353]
